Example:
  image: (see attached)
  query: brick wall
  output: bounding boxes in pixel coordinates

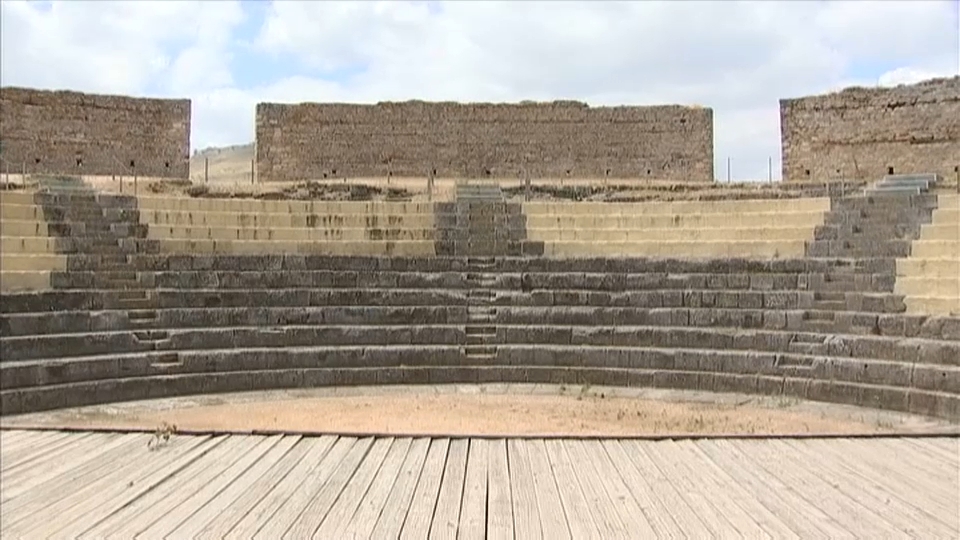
[255,101,714,183]
[0,87,191,179]
[780,77,960,182]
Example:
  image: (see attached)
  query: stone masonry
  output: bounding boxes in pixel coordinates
[255,101,714,183]
[780,76,960,182]
[0,87,191,179]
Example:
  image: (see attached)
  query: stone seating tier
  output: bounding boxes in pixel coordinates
[1,191,835,261]
[1,255,958,420]
[894,194,960,316]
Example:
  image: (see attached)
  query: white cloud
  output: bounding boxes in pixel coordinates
[2,0,958,180]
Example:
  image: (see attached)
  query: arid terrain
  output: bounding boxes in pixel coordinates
[3,385,954,437]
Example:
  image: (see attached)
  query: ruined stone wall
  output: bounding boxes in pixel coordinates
[780,77,960,182]
[255,101,713,183]
[0,87,191,179]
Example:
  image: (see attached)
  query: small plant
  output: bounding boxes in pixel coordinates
[774,396,798,409]
[148,421,177,451]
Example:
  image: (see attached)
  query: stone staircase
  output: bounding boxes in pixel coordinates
[447,183,510,361]
[801,173,941,333]
[34,185,178,369]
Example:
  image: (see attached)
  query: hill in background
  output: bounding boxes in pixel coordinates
[189,143,254,184]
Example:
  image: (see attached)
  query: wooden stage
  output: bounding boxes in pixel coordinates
[1,429,957,539]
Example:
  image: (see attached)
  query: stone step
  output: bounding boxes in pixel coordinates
[803,310,835,322]
[134,330,169,342]
[814,291,845,302]
[865,186,924,196]
[465,325,496,335]
[812,300,847,311]
[463,345,498,357]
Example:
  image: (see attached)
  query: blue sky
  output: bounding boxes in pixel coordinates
[2,0,958,181]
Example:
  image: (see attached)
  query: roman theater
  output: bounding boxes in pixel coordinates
[0,78,958,537]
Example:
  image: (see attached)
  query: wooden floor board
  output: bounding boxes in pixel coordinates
[523,439,570,540]
[506,438,542,540]
[283,436,375,539]
[170,435,301,539]
[544,439,598,539]
[457,438,489,540]
[226,435,338,539]
[369,437,431,538]
[429,438,468,540]
[1,430,956,538]
[808,439,959,531]
[780,439,956,538]
[313,436,394,539]
[399,437,450,540]
[485,438,514,540]
[343,437,412,540]
[252,435,357,539]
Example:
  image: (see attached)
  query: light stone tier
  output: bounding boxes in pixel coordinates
[524,199,830,259]
[0,192,64,291]
[897,194,960,315]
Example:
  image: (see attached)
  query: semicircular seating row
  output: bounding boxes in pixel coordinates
[0,190,957,420]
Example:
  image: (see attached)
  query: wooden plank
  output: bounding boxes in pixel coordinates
[562,440,631,537]
[486,438,514,540]
[0,433,152,524]
[225,435,338,539]
[53,435,221,539]
[399,438,450,540]
[641,440,741,537]
[693,440,834,539]
[780,438,958,539]
[66,435,242,539]
[6,434,213,539]
[369,437,431,538]
[677,440,798,540]
[621,439,715,539]
[0,430,65,457]
[169,435,302,539]
[738,439,895,539]
[194,436,320,540]
[574,440,657,538]
[313,437,395,539]
[342,437,413,540]
[2,433,144,503]
[804,439,959,533]
[506,438,541,540]
[429,438,469,540]
[655,440,763,537]
[0,430,36,451]
[899,438,959,463]
[598,440,683,538]
[879,439,956,484]
[710,440,857,539]
[282,436,376,539]
[457,438,488,540]
[827,439,955,510]
[1,432,109,482]
[523,439,570,540]
[0,433,91,475]
[544,439,597,539]
[250,436,356,539]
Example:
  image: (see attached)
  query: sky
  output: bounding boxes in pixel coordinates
[1,0,958,181]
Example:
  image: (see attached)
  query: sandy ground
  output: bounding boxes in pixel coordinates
[3,385,955,437]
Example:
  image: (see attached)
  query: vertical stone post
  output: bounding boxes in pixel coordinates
[204,157,209,184]
[427,168,435,202]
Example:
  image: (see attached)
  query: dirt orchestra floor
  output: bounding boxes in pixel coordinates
[3,384,956,437]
